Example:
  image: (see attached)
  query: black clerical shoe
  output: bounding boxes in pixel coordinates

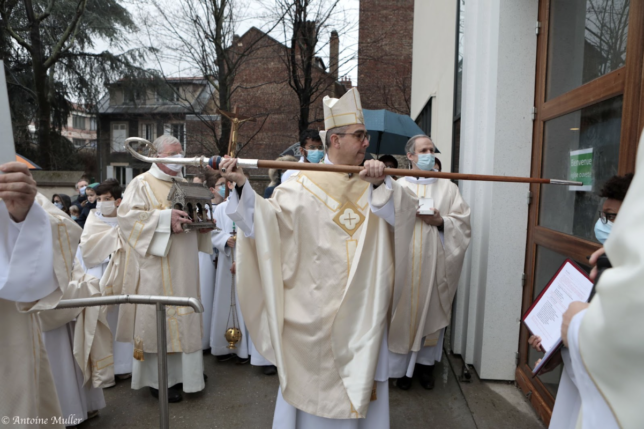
[418,364,435,390]
[396,376,412,390]
[236,356,250,365]
[216,353,234,362]
[149,386,183,403]
[262,365,277,376]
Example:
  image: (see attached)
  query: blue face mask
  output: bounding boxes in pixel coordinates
[218,185,226,198]
[594,219,613,244]
[306,149,324,164]
[415,153,435,171]
[54,202,63,210]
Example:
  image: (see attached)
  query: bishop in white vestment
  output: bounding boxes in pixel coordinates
[219,89,420,428]
[388,135,471,390]
[0,162,80,428]
[117,136,212,401]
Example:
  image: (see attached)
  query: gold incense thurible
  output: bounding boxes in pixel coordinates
[225,327,242,349]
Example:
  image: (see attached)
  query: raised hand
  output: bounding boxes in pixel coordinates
[359,160,386,186]
[0,162,38,222]
[219,156,246,187]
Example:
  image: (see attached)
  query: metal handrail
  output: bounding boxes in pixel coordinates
[53,294,204,429]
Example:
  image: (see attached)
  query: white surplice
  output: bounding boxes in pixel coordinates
[42,322,106,423]
[199,250,216,350]
[209,200,250,358]
[76,213,134,375]
[562,309,617,429]
[1,196,82,428]
[548,349,581,429]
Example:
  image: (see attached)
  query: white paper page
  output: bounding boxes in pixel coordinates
[418,197,434,215]
[524,261,593,352]
[0,62,16,167]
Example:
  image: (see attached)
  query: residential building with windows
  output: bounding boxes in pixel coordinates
[96,78,218,186]
[61,105,97,150]
[411,0,642,425]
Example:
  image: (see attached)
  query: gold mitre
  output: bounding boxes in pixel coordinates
[320,88,365,144]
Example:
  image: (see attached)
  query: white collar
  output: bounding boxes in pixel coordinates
[299,156,305,163]
[404,175,438,185]
[324,154,334,165]
[150,163,182,182]
[95,211,119,227]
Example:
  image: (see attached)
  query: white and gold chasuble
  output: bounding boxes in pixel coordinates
[393,177,471,350]
[117,168,212,356]
[234,170,418,419]
[1,194,82,428]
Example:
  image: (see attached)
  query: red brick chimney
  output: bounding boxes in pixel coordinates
[330,30,339,80]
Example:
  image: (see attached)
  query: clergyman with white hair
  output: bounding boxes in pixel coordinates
[388,134,471,391]
[116,134,214,402]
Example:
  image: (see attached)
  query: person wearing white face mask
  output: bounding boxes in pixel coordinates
[388,134,471,392]
[594,173,633,245]
[117,135,214,403]
[83,179,134,380]
[281,129,325,183]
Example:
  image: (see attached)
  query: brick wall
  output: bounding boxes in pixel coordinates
[358,0,414,115]
[231,28,344,164]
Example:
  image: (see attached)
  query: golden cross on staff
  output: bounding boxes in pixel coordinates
[217,107,256,157]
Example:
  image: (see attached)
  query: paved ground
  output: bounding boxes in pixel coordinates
[76,350,544,429]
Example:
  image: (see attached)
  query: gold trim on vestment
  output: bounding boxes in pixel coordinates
[298,175,341,211]
[346,240,358,276]
[333,201,365,237]
[127,221,144,249]
[93,354,115,370]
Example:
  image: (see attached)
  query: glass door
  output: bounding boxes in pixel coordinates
[517,0,644,424]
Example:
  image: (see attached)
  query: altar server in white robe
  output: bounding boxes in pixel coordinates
[219,88,420,429]
[0,162,80,428]
[194,171,225,350]
[117,135,213,403]
[557,134,644,429]
[389,135,471,390]
[76,178,133,378]
[210,179,250,362]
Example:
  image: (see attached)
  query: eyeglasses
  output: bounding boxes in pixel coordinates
[305,146,325,151]
[335,131,371,142]
[598,211,617,224]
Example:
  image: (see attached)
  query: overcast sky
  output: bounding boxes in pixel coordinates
[96,0,360,84]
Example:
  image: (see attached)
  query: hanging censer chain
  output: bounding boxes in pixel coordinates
[225,222,241,349]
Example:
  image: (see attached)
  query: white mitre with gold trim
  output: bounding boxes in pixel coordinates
[320,88,365,145]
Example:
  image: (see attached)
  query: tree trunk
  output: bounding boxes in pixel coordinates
[217,54,232,156]
[29,19,53,170]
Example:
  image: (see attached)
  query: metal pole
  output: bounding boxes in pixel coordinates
[156,302,169,429]
[51,295,204,429]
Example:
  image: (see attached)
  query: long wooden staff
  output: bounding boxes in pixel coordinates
[125,138,582,186]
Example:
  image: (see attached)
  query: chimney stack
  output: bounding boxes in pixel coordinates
[330,30,339,80]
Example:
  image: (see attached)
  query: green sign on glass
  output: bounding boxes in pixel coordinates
[569,148,593,191]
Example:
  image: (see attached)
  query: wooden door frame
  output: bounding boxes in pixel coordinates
[516,0,644,425]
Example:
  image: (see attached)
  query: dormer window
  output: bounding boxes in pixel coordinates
[157,84,180,103]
